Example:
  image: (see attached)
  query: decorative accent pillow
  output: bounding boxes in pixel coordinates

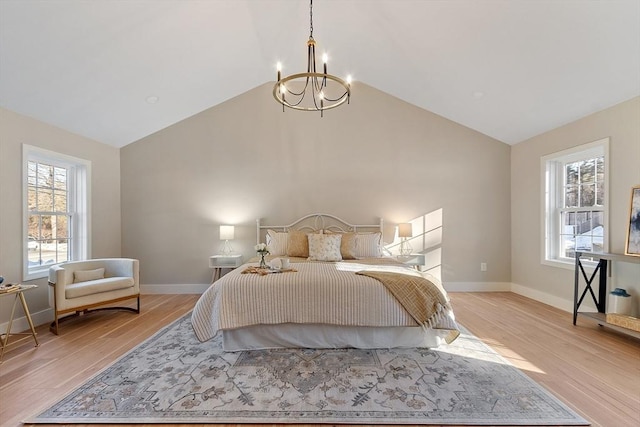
[354,232,383,258]
[266,230,288,256]
[73,268,105,283]
[308,233,342,262]
[326,231,357,259]
[287,230,310,258]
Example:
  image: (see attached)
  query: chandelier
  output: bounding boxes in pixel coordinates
[273,0,351,117]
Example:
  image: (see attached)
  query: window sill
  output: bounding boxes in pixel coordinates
[24,268,51,282]
[541,258,597,271]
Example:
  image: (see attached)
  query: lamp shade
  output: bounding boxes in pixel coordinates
[398,223,413,238]
[220,225,234,240]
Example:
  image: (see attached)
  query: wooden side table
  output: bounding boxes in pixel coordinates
[1,284,39,361]
[209,254,244,283]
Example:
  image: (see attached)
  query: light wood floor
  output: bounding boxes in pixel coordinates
[1,292,638,427]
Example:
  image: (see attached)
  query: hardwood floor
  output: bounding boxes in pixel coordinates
[0,292,638,427]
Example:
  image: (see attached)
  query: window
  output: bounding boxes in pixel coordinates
[23,145,91,280]
[541,138,609,267]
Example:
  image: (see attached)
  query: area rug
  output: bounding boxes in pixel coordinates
[28,314,588,425]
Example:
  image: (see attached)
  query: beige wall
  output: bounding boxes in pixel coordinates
[0,108,122,325]
[511,97,640,312]
[121,83,512,287]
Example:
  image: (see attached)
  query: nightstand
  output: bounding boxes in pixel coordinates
[397,254,425,270]
[209,254,244,283]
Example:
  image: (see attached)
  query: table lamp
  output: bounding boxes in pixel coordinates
[220,225,234,255]
[398,223,413,256]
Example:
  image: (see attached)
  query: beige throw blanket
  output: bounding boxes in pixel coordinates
[356,270,460,344]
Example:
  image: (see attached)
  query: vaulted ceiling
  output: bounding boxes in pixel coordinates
[1,0,638,148]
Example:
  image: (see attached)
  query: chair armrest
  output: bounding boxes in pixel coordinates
[105,258,138,280]
[48,264,70,286]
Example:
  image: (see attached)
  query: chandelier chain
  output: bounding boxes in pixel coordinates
[309,0,314,39]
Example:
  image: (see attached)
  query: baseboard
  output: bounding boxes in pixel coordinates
[1,283,577,334]
[140,283,210,294]
[0,307,53,338]
[510,282,576,313]
[444,282,512,292]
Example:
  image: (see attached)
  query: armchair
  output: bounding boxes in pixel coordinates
[48,258,140,334]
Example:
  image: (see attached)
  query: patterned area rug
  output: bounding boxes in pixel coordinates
[28,314,588,425]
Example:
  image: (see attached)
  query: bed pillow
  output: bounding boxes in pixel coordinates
[266,230,288,256]
[73,268,105,283]
[308,233,342,262]
[287,230,310,258]
[354,232,383,258]
[326,231,357,259]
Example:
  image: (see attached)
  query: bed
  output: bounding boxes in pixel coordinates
[191,213,459,351]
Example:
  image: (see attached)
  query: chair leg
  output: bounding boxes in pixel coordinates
[50,312,59,335]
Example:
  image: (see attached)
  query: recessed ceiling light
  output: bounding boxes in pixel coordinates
[146,95,159,104]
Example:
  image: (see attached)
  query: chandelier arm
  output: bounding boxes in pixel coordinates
[312,77,324,92]
[320,92,349,103]
[284,79,311,97]
[283,83,311,108]
[311,88,322,110]
[307,43,314,73]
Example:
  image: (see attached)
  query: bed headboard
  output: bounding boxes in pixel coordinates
[256,213,384,244]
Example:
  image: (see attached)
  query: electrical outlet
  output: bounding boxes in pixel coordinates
[480,262,487,272]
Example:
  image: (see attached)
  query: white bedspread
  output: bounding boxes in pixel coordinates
[191,260,453,343]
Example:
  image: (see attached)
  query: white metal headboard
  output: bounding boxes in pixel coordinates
[256,213,384,244]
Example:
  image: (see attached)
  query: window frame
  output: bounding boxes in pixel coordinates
[540,138,609,270]
[22,145,91,281]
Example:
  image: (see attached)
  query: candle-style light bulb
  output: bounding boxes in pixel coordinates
[346,75,352,85]
[276,62,282,81]
[319,90,325,100]
[322,53,327,74]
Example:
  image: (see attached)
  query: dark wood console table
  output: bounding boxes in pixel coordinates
[573,251,640,338]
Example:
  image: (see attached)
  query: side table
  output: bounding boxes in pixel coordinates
[397,254,425,270]
[209,254,244,283]
[1,284,39,361]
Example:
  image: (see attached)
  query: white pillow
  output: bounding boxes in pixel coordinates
[266,230,288,256]
[308,233,342,262]
[355,232,382,258]
[73,268,105,283]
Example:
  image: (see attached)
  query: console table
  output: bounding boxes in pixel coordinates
[573,251,640,338]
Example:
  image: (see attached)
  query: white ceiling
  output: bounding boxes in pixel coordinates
[1,0,638,148]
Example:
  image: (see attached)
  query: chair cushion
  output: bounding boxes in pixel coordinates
[65,277,135,299]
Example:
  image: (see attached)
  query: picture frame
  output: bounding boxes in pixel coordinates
[625,185,640,256]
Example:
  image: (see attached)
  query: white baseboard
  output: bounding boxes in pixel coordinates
[447,281,576,315]
[510,282,575,313]
[140,283,210,294]
[0,307,53,339]
[1,283,575,333]
[444,282,512,292]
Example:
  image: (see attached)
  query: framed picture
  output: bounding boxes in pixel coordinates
[625,185,640,256]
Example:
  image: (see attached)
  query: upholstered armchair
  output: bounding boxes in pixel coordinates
[48,258,140,334]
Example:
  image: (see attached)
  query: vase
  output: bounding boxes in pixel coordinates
[259,253,267,269]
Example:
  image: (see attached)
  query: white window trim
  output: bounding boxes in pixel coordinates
[540,137,609,270]
[22,145,92,281]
